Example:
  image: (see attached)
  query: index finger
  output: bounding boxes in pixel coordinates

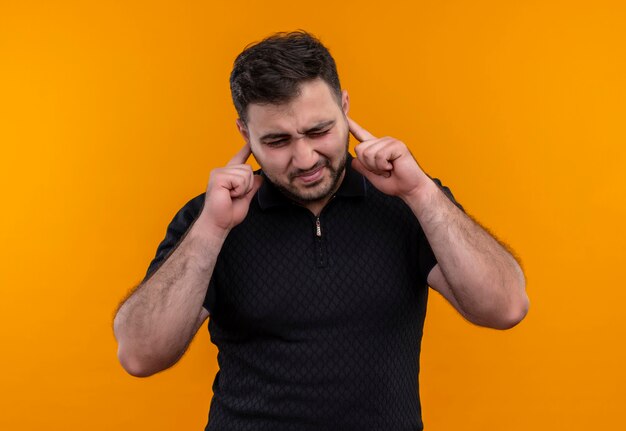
[227,143,252,166]
[347,116,377,142]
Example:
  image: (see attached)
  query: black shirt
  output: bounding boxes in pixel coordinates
[143,154,464,430]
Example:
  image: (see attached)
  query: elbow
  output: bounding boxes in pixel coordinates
[493,295,529,330]
[116,343,170,378]
[469,279,529,330]
[464,297,529,330]
[113,315,165,377]
[490,282,530,330]
[490,266,529,330]
[117,348,156,378]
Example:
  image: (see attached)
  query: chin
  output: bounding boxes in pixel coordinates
[284,179,335,204]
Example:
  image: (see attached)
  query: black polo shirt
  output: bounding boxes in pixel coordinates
[143,154,464,431]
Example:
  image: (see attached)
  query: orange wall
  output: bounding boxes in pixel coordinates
[1,0,625,429]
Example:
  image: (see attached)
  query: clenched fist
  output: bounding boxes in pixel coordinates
[195,144,263,235]
[349,117,432,202]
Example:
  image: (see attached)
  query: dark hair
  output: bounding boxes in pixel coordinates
[230,30,342,123]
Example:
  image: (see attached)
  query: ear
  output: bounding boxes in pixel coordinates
[341,89,350,116]
[235,118,250,144]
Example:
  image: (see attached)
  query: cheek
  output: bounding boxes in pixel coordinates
[325,131,348,152]
[256,148,290,173]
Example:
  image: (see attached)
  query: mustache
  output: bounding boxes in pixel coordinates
[289,158,330,180]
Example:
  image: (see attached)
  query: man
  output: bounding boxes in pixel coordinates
[113,31,529,430]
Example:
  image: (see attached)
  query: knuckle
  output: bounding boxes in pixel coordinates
[362,146,374,156]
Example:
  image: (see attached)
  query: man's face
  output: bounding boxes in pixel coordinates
[237,78,350,206]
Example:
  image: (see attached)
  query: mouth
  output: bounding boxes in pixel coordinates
[295,165,325,184]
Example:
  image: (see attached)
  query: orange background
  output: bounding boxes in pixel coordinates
[1,0,625,429]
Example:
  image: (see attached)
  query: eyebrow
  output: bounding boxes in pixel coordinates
[259,120,336,142]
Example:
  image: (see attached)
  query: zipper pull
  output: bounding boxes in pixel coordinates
[315,217,322,237]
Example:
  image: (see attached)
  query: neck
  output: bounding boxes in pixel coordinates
[304,199,331,217]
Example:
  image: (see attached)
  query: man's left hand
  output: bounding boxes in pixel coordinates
[348,117,432,201]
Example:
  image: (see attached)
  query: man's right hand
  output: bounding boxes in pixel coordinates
[114,145,262,377]
[195,144,263,236]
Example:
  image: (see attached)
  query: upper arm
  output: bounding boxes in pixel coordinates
[427,263,473,323]
[194,307,210,334]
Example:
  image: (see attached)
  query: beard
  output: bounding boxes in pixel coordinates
[263,135,349,205]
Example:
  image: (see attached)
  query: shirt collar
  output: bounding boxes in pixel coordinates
[257,153,367,210]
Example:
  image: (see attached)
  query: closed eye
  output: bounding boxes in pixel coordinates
[266,138,289,147]
[264,127,331,147]
[308,129,330,138]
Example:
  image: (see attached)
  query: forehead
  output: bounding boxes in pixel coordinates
[246,79,341,135]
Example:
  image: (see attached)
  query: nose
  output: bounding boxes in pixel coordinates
[291,136,319,171]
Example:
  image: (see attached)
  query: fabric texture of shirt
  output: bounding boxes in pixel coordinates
[143,154,464,431]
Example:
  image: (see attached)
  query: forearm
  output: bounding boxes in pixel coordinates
[405,180,528,326]
[345,117,528,327]
[113,220,226,376]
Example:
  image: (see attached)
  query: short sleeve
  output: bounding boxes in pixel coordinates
[141,192,216,314]
[417,177,465,286]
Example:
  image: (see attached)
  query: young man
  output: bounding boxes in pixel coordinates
[114,31,529,430]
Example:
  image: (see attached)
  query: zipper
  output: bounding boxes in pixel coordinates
[313,194,337,238]
[312,195,335,267]
[314,218,326,267]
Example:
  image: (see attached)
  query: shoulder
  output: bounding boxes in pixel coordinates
[185,191,206,212]
[155,191,207,240]
[171,192,206,223]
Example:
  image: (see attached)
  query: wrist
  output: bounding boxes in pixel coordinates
[401,178,439,210]
[188,216,230,244]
